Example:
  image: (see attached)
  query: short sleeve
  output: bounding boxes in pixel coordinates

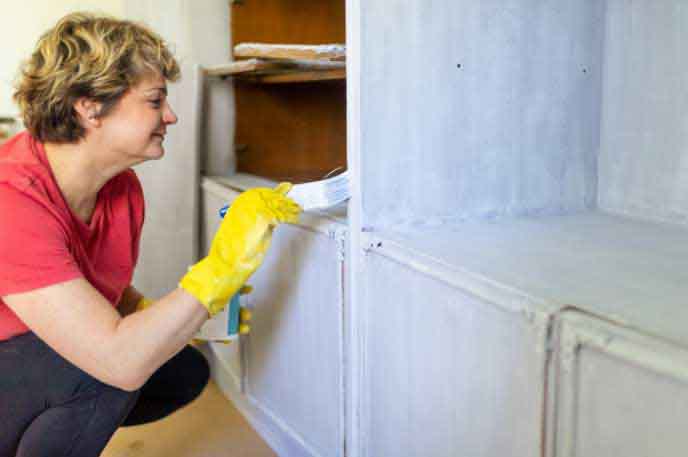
[0,184,82,296]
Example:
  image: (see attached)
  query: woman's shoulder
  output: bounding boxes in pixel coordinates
[0,132,55,201]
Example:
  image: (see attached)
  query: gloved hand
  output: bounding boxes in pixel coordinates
[179,183,301,317]
[136,296,154,311]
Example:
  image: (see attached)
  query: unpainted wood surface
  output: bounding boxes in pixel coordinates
[252,69,346,84]
[234,81,347,183]
[230,0,345,51]
[234,43,346,61]
[229,0,347,183]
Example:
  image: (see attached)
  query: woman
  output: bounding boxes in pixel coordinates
[0,12,300,456]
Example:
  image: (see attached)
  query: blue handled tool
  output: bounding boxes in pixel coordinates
[220,205,241,337]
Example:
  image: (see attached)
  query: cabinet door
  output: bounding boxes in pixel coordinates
[360,252,547,457]
[553,313,688,457]
[244,222,345,457]
[202,180,345,456]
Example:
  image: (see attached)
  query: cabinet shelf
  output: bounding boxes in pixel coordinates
[234,43,346,62]
[204,55,345,84]
[363,211,688,347]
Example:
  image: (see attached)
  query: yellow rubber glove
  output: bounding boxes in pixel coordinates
[136,297,154,311]
[179,183,301,317]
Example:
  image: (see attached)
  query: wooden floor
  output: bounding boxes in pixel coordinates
[102,380,275,457]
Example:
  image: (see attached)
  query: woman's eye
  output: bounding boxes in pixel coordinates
[149,99,162,108]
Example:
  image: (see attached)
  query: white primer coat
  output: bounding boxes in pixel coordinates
[201,175,346,457]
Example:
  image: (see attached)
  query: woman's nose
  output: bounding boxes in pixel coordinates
[163,102,178,125]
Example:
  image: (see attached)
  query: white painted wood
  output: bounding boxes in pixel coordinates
[244,223,345,457]
[552,313,688,457]
[361,252,548,457]
[345,0,364,456]
[599,0,688,225]
[201,175,346,457]
[359,0,604,230]
[364,211,688,348]
[199,342,317,457]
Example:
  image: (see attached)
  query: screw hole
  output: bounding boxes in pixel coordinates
[457,63,462,69]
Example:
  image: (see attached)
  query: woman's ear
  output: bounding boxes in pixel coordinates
[73,97,103,129]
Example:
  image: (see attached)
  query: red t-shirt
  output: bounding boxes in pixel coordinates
[0,131,145,341]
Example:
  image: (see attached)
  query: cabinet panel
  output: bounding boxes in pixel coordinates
[201,184,243,387]
[202,180,345,456]
[245,223,344,456]
[360,0,604,229]
[361,252,545,457]
[553,314,688,457]
[231,0,345,46]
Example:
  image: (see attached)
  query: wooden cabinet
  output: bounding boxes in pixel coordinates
[197,1,688,456]
[228,0,346,183]
[349,1,688,457]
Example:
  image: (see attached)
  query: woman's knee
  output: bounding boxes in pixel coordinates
[15,385,140,457]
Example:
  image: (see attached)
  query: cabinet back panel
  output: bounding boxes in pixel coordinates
[231,0,345,47]
[360,1,604,228]
[598,0,688,224]
[234,81,347,183]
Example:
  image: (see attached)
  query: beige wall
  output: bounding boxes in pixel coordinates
[0,0,124,116]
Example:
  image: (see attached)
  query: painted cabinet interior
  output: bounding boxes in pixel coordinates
[187,0,688,456]
[352,1,688,457]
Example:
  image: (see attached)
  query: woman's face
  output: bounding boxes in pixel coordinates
[98,72,178,165]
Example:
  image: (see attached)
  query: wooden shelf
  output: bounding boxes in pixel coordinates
[234,43,346,61]
[204,55,345,84]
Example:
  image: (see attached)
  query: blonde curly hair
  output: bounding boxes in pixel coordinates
[13,12,180,143]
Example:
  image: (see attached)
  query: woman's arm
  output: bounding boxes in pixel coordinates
[117,285,144,317]
[3,278,206,391]
[2,184,300,392]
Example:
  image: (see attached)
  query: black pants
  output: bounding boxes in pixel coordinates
[0,332,210,457]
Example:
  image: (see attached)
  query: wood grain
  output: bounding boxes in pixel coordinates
[234,80,347,183]
[234,43,346,61]
[229,0,347,183]
[230,0,345,52]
